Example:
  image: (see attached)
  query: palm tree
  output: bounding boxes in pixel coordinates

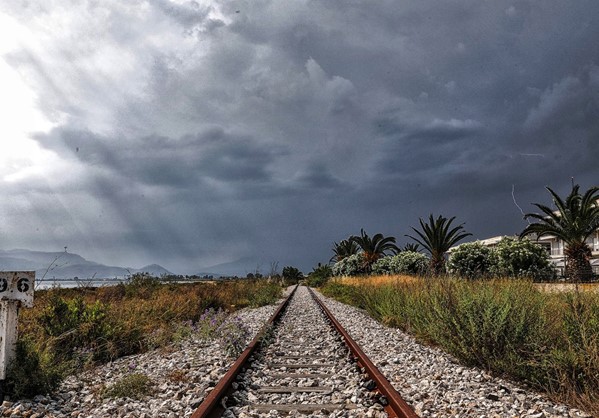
[406,214,472,275]
[520,184,599,281]
[349,229,399,272]
[330,239,360,263]
[401,243,421,253]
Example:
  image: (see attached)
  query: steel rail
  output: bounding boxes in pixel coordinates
[190,284,298,418]
[309,287,420,418]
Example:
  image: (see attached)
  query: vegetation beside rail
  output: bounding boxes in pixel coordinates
[6,276,282,399]
[321,276,599,415]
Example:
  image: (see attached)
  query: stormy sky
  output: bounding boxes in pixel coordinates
[0,1,598,274]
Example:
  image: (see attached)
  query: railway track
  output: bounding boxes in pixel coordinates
[192,285,418,418]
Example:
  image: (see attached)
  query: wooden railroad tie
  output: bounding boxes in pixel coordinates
[249,403,359,413]
[256,386,333,394]
[268,373,333,379]
[273,355,330,359]
[267,363,335,369]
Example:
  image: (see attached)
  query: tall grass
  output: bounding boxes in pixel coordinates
[321,277,599,414]
[6,278,282,399]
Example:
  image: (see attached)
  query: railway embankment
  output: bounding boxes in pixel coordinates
[317,288,592,418]
[0,283,594,417]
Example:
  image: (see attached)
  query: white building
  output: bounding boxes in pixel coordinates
[535,231,599,276]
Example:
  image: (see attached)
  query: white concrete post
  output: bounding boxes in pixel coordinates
[0,272,35,381]
[0,302,20,380]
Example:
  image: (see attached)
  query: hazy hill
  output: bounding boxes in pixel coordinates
[0,249,172,280]
[197,257,273,278]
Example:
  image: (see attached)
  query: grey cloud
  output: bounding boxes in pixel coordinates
[2,0,599,272]
[524,66,599,136]
[150,0,211,28]
[370,113,485,184]
[37,127,287,189]
[292,162,348,191]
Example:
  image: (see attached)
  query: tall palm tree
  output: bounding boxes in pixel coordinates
[330,239,360,263]
[349,229,399,272]
[406,214,472,275]
[401,243,421,253]
[520,184,599,281]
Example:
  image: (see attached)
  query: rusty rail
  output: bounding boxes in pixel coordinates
[192,284,419,418]
[309,287,420,418]
[191,284,298,418]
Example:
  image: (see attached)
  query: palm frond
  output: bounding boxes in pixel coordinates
[520,183,599,281]
[406,214,471,274]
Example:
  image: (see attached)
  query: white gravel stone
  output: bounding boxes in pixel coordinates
[314,288,593,418]
[0,294,287,418]
[226,286,377,417]
[2,285,593,418]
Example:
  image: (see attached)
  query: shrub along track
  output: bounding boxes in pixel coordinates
[192,285,418,418]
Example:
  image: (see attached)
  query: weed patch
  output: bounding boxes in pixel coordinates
[102,373,154,399]
[10,279,282,400]
[322,278,599,415]
[4,338,65,399]
[217,315,250,357]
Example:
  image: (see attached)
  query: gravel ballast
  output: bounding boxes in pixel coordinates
[0,300,284,418]
[314,288,592,418]
[0,285,593,417]
[224,285,383,418]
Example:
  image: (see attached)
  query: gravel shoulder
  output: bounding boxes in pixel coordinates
[1,285,593,418]
[0,294,287,418]
[314,289,592,418]
[225,285,385,418]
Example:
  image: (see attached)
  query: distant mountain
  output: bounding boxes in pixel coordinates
[197,257,269,277]
[0,249,172,280]
[134,264,172,277]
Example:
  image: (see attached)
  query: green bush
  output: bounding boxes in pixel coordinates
[4,338,65,399]
[370,256,393,275]
[332,254,366,276]
[371,251,429,275]
[305,263,333,287]
[282,266,303,285]
[196,308,228,339]
[39,295,114,362]
[423,280,548,380]
[217,316,250,357]
[448,241,496,279]
[448,237,554,280]
[552,292,599,394]
[491,237,555,280]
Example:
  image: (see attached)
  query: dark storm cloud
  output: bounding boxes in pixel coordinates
[523,66,599,151]
[38,127,286,190]
[2,0,599,272]
[292,162,348,191]
[371,117,484,185]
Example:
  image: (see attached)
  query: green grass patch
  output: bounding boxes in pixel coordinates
[102,373,154,399]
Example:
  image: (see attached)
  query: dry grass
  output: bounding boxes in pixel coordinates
[534,282,599,293]
[339,275,599,293]
[334,274,419,286]
[7,278,282,399]
[322,277,599,416]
